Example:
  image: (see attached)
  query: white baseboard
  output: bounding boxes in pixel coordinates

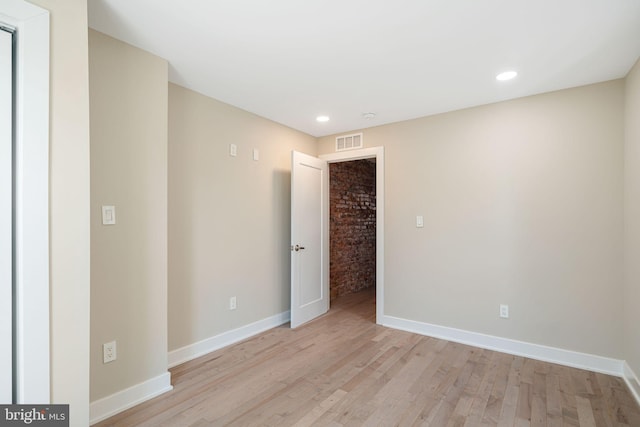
[623,361,640,407]
[168,311,291,368]
[90,371,172,425]
[381,315,624,376]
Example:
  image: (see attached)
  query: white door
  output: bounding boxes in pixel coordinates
[0,26,13,403]
[290,151,329,328]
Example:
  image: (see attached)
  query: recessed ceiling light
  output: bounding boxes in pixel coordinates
[496,71,518,81]
[316,115,330,122]
[362,112,376,119]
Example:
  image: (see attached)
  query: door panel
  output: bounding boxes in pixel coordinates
[0,27,13,404]
[291,151,328,328]
[297,162,322,306]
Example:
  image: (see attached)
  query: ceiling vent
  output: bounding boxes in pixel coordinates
[335,133,363,152]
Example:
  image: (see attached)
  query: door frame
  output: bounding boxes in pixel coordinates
[320,146,384,324]
[1,0,50,403]
[0,25,13,404]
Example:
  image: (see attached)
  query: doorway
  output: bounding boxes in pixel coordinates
[328,159,376,316]
[321,147,384,324]
[290,147,384,328]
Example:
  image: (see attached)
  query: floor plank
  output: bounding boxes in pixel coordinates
[95,288,640,426]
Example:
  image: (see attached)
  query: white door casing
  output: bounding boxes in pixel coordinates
[290,151,329,328]
[320,146,384,324]
[0,0,50,403]
[0,26,13,404]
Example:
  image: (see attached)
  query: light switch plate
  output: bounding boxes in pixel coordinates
[229,144,237,157]
[253,148,259,161]
[102,205,116,225]
[416,215,424,228]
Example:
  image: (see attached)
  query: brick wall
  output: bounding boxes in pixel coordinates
[329,159,376,301]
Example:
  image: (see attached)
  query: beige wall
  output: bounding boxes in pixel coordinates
[25,0,91,425]
[624,58,640,376]
[10,1,635,421]
[89,30,169,400]
[168,84,316,351]
[319,81,625,358]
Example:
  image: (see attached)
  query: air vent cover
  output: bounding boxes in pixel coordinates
[336,133,363,152]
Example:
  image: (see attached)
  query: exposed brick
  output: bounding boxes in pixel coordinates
[329,159,376,301]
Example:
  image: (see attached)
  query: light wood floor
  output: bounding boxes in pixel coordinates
[96,288,640,426]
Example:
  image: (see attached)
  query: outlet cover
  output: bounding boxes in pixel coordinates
[103,341,117,363]
[499,304,509,319]
[229,296,237,310]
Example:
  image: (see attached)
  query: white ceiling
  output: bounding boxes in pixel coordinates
[88,0,640,137]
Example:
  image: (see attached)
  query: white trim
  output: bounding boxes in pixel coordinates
[381,315,624,376]
[320,147,385,325]
[0,0,50,404]
[0,26,13,405]
[89,372,172,425]
[623,362,640,407]
[168,311,291,368]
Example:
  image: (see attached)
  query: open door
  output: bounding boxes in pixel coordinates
[290,151,329,328]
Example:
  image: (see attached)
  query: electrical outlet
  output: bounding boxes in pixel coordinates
[103,341,117,363]
[499,304,509,319]
[229,296,237,310]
